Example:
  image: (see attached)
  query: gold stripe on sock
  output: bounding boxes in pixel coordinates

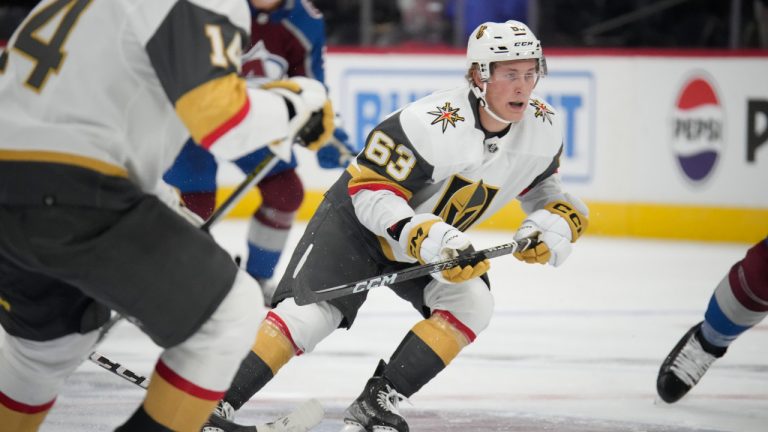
[252,318,296,375]
[411,314,471,366]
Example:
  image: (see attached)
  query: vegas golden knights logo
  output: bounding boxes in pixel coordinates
[476,25,487,39]
[433,176,498,231]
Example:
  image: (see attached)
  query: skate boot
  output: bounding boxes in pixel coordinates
[339,360,409,432]
[657,322,727,403]
[201,400,235,432]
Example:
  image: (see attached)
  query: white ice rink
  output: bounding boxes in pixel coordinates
[37,221,767,431]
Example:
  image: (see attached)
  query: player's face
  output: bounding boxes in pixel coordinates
[485,59,539,123]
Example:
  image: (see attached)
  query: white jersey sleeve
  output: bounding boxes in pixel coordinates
[0,0,291,193]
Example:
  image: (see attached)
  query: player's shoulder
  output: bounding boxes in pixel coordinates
[396,85,481,160]
[123,0,248,47]
[186,0,250,29]
[514,94,563,154]
[400,85,478,136]
[522,94,561,129]
[295,0,324,19]
[281,0,323,21]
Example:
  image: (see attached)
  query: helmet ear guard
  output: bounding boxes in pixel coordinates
[466,20,545,82]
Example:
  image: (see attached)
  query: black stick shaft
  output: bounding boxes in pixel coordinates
[201,153,279,232]
[295,238,532,305]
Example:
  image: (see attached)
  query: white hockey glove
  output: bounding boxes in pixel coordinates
[513,197,589,267]
[152,180,204,227]
[261,77,335,151]
[396,214,490,284]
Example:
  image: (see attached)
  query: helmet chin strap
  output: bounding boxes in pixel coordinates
[471,82,513,125]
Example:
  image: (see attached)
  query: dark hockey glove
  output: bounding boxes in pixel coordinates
[316,127,356,169]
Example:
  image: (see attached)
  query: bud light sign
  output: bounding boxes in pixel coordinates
[671,75,725,184]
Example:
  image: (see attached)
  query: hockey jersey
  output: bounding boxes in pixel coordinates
[344,84,566,263]
[0,0,295,193]
[241,0,325,83]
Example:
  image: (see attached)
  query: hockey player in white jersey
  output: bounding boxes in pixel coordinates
[200,20,589,432]
[0,0,332,431]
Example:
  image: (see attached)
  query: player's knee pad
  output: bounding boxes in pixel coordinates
[269,298,342,353]
[159,270,264,391]
[423,277,494,337]
[258,169,304,212]
[0,331,99,405]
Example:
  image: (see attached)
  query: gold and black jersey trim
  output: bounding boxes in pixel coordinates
[519,144,562,196]
[346,164,413,201]
[0,149,127,177]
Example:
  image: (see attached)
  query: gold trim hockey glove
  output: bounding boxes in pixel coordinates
[513,195,589,267]
[397,214,490,284]
[262,77,335,152]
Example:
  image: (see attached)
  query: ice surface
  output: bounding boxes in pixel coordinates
[33,221,766,431]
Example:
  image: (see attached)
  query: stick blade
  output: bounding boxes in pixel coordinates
[257,399,325,432]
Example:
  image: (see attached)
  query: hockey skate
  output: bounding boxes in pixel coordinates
[656,322,727,403]
[339,360,409,432]
[202,399,324,432]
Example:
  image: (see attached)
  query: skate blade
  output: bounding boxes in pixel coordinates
[260,399,325,432]
[338,421,365,432]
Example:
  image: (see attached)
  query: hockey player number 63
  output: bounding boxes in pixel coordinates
[364,131,417,181]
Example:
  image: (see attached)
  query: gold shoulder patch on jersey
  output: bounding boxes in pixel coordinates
[530,98,554,125]
[428,102,465,133]
[475,25,487,39]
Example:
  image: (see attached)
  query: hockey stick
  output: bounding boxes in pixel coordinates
[200,102,327,232]
[88,351,324,431]
[200,152,279,232]
[89,351,149,389]
[295,238,535,306]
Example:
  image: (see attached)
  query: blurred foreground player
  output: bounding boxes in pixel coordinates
[164,0,356,306]
[0,0,331,430]
[203,20,588,432]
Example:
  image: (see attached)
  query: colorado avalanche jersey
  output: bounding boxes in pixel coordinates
[342,85,565,263]
[0,0,295,193]
[241,0,325,83]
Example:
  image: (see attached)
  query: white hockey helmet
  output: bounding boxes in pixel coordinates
[466,20,546,82]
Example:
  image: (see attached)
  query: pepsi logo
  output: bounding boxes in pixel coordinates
[671,75,724,183]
